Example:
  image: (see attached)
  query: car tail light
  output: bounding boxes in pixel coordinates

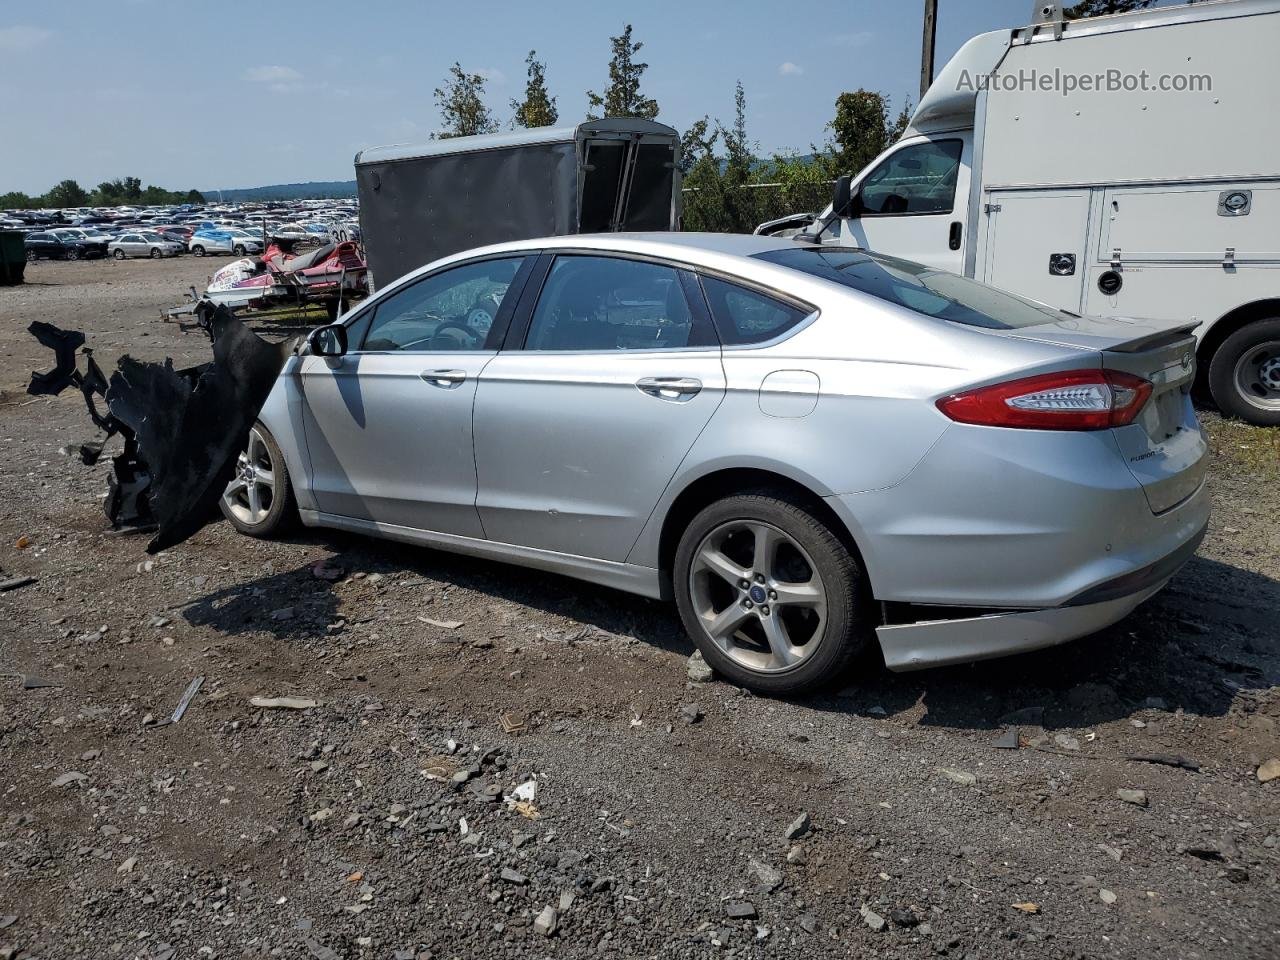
[937,369,1153,430]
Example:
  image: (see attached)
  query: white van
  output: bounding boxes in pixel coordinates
[763,0,1280,424]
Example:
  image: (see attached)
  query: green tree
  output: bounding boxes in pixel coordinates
[511,50,558,128]
[44,179,89,208]
[587,24,659,120]
[184,189,205,204]
[826,90,913,175]
[1064,0,1159,18]
[678,116,717,175]
[433,62,498,139]
[0,191,37,209]
[718,81,753,179]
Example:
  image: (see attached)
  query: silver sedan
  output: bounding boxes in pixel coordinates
[223,233,1209,694]
[108,232,185,259]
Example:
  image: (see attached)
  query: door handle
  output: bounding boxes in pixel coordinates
[948,221,963,251]
[636,376,702,401]
[420,368,466,388]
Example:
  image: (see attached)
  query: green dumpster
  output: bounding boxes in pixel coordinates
[0,231,25,285]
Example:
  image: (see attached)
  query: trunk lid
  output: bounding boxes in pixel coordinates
[1001,315,1206,514]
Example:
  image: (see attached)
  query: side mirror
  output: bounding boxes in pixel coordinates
[831,175,853,218]
[308,323,348,357]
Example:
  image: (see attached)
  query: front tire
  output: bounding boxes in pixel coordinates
[66,249,80,262]
[1208,318,1280,426]
[25,250,37,262]
[219,423,296,538]
[191,244,205,257]
[150,247,162,259]
[673,493,869,695]
[113,249,126,260]
[233,244,246,257]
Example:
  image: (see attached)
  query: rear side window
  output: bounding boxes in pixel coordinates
[525,256,706,351]
[700,276,809,346]
[754,247,1066,331]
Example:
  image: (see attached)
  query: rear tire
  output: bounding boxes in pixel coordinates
[673,493,870,695]
[113,249,126,260]
[1208,318,1280,426]
[219,423,297,538]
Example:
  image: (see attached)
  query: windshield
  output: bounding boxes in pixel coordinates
[753,246,1068,330]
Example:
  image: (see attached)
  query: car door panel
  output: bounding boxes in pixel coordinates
[473,254,725,562]
[300,352,491,537]
[298,254,531,539]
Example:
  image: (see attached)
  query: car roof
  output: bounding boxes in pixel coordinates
[449,231,811,275]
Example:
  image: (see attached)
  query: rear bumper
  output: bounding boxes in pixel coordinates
[876,582,1164,671]
[876,521,1205,671]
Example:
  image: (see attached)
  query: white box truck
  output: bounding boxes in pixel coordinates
[763,0,1280,424]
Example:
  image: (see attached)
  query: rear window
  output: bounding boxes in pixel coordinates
[754,246,1066,330]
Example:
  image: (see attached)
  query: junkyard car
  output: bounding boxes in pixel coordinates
[108,232,185,259]
[223,233,1210,694]
[24,232,106,261]
[189,229,263,257]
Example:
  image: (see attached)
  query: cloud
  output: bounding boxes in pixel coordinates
[0,25,52,51]
[476,67,506,86]
[244,64,304,86]
[778,62,804,77]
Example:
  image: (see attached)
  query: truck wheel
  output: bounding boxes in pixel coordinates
[1208,318,1280,426]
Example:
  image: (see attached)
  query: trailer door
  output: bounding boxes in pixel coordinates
[983,190,1090,314]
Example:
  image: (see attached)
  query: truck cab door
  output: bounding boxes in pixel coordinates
[837,135,970,273]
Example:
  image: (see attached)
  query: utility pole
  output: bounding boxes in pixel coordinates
[920,0,939,101]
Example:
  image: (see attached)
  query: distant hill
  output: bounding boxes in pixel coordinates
[206,181,357,202]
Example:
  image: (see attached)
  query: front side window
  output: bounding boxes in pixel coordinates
[859,139,963,216]
[360,256,526,352]
[525,256,697,351]
[700,276,810,346]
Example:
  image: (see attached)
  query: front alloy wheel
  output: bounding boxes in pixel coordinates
[219,424,295,537]
[674,493,868,694]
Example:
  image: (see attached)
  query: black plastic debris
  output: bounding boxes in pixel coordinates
[27,303,298,553]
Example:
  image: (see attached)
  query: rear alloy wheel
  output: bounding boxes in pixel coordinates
[219,423,296,538]
[674,493,869,695]
[191,245,205,257]
[1209,318,1280,426]
[113,249,126,260]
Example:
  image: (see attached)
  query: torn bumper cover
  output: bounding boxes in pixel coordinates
[27,304,297,553]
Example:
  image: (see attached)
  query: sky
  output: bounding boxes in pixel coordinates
[0,0,1161,195]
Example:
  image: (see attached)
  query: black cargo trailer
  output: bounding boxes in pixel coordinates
[354,119,680,289]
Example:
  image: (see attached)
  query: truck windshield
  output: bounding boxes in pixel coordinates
[753,246,1067,330]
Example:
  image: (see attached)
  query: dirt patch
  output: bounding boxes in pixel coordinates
[0,258,1276,959]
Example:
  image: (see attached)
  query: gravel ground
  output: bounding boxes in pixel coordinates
[0,257,1277,960]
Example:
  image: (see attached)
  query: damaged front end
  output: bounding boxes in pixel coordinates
[28,303,298,553]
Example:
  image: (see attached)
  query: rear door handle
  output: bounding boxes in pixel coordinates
[420,368,466,388]
[636,376,702,402]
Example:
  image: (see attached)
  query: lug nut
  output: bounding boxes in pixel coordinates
[769,590,778,600]
[755,573,766,584]
[739,579,750,590]
[743,599,753,609]
[760,605,770,616]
